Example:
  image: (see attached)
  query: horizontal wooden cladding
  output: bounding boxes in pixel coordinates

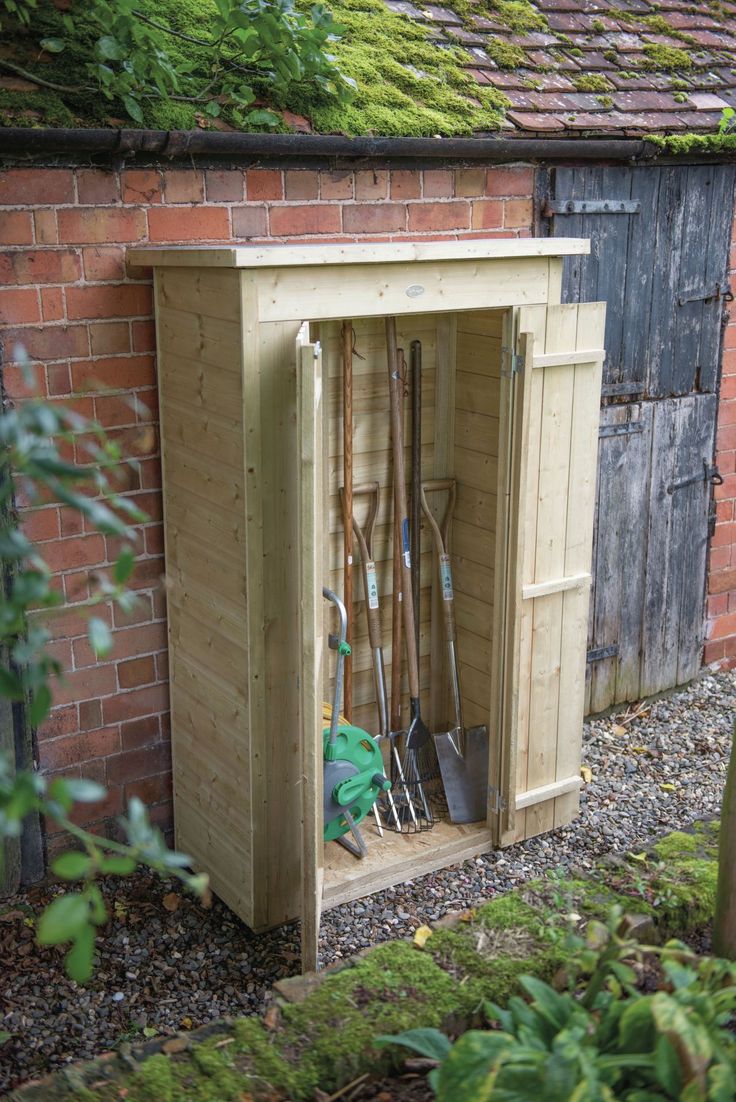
[130,238,590,271]
[157,306,243,372]
[255,258,554,323]
[157,268,241,323]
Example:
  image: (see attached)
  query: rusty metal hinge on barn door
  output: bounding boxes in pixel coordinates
[677,283,734,307]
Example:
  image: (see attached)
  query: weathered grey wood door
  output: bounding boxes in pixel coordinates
[546,164,736,712]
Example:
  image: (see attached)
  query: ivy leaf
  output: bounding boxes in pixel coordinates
[88,616,112,658]
[97,35,125,60]
[52,851,92,881]
[122,94,144,123]
[245,109,281,127]
[100,855,137,875]
[40,37,65,53]
[113,546,135,585]
[37,893,89,945]
[204,100,221,118]
[65,924,95,984]
[29,684,51,728]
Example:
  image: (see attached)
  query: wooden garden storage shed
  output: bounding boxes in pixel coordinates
[130,239,606,967]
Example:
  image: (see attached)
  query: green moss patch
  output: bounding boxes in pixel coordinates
[641,43,693,71]
[485,37,527,70]
[573,74,612,92]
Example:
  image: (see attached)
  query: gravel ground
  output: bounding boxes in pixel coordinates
[1,670,733,1093]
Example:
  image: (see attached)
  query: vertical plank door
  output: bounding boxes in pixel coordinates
[297,324,325,973]
[498,302,606,845]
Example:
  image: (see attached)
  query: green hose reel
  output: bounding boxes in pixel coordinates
[323,724,391,843]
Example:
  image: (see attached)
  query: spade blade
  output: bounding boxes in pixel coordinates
[433,726,489,824]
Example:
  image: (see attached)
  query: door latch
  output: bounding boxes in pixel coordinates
[677,283,735,307]
[668,460,722,494]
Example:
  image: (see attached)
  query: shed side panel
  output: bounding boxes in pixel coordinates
[155,268,254,924]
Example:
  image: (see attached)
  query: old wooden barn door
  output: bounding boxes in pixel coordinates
[545,164,736,713]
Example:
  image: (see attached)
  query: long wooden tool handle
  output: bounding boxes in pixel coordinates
[341,320,353,721]
[420,480,457,647]
[344,482,382,651]
[390,384,403,732]
[386,317,421,701]
[410,340,422,663]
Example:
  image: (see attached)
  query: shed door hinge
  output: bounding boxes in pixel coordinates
[501,348,524,377]
[587,644,619,663]
[668,460,722,495]
[677,283,734,307]
[543,199,641,216]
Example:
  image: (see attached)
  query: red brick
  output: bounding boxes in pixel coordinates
[156,649,169,682]
[355,170,388,200]
[205,169,244,202]
[164,169,204,204]
[41,534,106,572]
[75,620,164,667]
[112,593,154,629]
[0,211,33,245]
[454,168,486,197]
[703,638,726,664]
[38,704,78,742]
[343,204,406,233]
[82,245,126,282]
[124,772,172,806]
[121,714,159,751]
[722,348,736,377]
[71,355,155,393]
[2,363,44,398]
[77,169,119,205]
[0,288,40,324]
[47,363,71,396]
[147,206,230,242]
[22,507,60,542]
[34,210,58,245]
[59,208,146,245]
[390,171,421,200]
[145,524,164,556]
[320,172,353,200]
[5,325,89,361]
[90,321,131,356]
[471,200,504,230]
[131,320,155,353]
[106,743,171,785]
[66,284,152,321]
[118,655,156,689]
[710,566,736,594]
[43,727,121,771]
[246,169,283,201]
[63,569,90,604]
[719,399,736,426]
[122,169,162,204]
[52,664,117,708]
[66,784,124,828]
[0,168,74,206]
[232,206,268,238]
[285,171,319,200]
[707,609,736,640]
[0,248,81,285]
[41,287,64,322]
[102,684,170,727]
[718,422,736,451]
[408,201,470,232]
[504,197,534,229]
[79,698,103,730]
[716,500,734,523]
[59,505,83,537]
[485,167,535,196]
[423,170,454,198]
[724,324,736,351]
[709,592,729,617]
[269,205,342,236]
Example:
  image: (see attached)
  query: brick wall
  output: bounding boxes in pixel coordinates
[0,162,534,847]
[705,209,736,668]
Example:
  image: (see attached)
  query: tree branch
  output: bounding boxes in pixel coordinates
[0,57,88,94]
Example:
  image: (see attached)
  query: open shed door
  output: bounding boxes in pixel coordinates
[497,302,605,846]
[297,323,324,972]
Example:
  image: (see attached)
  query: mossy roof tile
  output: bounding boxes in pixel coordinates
[1,0,735,138]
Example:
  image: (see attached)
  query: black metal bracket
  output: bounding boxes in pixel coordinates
[677,282,735,307]
[668,460,722,494]
[587,644,619,663]
[543,199,640,215]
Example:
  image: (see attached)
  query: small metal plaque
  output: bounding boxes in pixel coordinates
[405,284,425,298]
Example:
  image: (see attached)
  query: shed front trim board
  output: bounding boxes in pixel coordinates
[131,241,605,970]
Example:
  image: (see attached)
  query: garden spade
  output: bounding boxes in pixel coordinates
[421,479,489,824]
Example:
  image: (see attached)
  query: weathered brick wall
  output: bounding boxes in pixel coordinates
[0,162,533,845]
[705,210,736,668]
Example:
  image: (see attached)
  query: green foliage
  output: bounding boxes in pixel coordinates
[1,0,351,127]
[382,912,736,1102]
[0,350,208,983]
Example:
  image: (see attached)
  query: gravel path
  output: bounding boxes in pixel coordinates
[1,670,733,1093]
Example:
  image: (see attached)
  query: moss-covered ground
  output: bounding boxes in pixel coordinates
[9,820,723,1102]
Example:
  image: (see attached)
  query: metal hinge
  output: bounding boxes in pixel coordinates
[677,283,734,307]
[668,460,723,495]
[587,643,619,663]
[501,348,524,377]
[599,421,644,439]
[487,787,507,815]
[543,199,641,216]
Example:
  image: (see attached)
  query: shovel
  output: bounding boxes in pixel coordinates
[421,479,489,824]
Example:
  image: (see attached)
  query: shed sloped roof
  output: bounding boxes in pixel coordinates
[394,0,736,136]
